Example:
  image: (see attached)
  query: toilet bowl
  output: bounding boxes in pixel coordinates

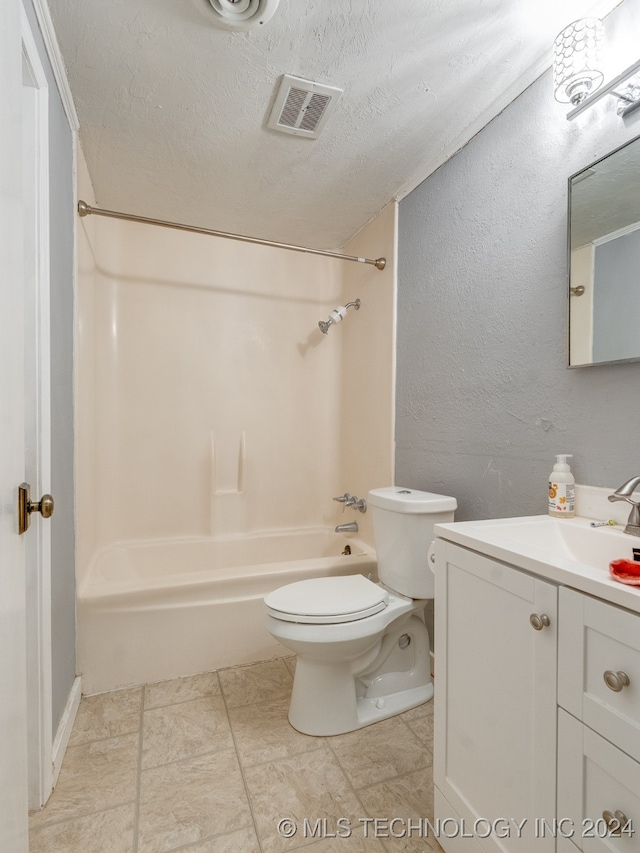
[264,487,457,736]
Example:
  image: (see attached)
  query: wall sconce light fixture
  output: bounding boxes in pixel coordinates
[553,18,604,107]
[553,17,640,121]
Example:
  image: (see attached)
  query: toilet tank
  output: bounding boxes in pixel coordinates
[367,487,457,599]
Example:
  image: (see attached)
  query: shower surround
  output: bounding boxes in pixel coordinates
[76,153,396,692]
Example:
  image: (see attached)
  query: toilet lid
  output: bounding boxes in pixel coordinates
[265,575,389,624]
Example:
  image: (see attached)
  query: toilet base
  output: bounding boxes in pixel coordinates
[286,611,433,736]
[289,682,433,736]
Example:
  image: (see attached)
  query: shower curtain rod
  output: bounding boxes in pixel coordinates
[77,201,387,270]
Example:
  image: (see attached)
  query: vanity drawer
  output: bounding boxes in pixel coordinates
[558,710,640,853]
[559,587,640,762]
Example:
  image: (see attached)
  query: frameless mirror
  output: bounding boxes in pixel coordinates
[568,133,640,367]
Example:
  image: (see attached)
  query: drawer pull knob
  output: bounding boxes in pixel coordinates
[603,670,630,692]
[602,810,629,836]
[529,613,551,631]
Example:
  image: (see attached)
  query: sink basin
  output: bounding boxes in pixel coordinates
[469,516,637,572]
[434,513,640,614]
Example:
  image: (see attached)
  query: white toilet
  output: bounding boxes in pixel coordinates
[264,487,457,735]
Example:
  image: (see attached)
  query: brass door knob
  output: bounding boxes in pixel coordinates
[18,483,55,535]
[38,494,54,518]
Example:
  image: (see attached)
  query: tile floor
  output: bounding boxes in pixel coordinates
[29,657,439,853]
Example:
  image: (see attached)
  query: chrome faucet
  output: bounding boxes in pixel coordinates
[335,522,358,533]
[608,476,640,536]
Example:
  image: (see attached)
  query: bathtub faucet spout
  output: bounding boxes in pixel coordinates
[335,522,358,534]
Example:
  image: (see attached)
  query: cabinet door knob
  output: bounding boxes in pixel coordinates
[603,670,630,692]
[602,810,629,836]
[529,613,551,631]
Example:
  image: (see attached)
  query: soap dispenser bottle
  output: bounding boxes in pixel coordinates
[549,454,576,517]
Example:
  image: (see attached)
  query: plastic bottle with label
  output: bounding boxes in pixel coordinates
[548,454,576,518]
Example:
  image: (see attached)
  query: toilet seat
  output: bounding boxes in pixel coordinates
[264,574,389,624]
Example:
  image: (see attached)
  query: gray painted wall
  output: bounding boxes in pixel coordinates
[24,0,76,733]
[593,228,640,362]
[397,0,640,523]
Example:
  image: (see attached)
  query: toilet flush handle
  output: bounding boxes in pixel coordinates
[427,541,437,575]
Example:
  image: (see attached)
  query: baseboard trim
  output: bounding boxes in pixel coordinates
[51,676,81,784]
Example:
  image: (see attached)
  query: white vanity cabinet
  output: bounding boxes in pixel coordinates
[433,534,640,853]
[433,541,558,853]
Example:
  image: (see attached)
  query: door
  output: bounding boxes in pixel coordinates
[22,6,54,809]
[0,0,29,849]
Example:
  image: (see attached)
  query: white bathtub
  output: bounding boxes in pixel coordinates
[78,528,376,694]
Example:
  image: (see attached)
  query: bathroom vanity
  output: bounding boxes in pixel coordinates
[432,516,640,853]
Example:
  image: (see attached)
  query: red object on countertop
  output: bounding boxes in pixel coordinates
[610,559,640,586]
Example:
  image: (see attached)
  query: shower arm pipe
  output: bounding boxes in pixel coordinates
[77,201,387,270]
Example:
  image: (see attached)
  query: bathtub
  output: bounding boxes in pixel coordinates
[78,528,377,694]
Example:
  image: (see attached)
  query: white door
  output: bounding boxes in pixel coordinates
[22,6,54,810]
[0,0,29,849]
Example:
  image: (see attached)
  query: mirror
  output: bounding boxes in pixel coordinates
[568,133,640,367]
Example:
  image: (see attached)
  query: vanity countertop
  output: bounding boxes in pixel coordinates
[434,515,640,615]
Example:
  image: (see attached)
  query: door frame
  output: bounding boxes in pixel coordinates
[21,5,53,809]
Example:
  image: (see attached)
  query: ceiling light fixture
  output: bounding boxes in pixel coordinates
[194,0,280,31]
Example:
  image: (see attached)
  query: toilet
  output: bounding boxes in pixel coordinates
[264,486,457,735]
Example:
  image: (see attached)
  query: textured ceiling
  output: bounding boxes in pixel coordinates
[49,0,621,249]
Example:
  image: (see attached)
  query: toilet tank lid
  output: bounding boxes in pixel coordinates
[367,487,457,514]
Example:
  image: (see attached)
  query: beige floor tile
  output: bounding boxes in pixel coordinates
[243,745,364,853]
[218,659,293,708]
[144,671,221,710]
[29,734,139,828]
[284,656,297,676]
[172,826,262,852]
[137,749,252,853]
[329,717,431,789]
[300,822,387,852]
[403,714,433,752]
[399,700,433,722]
[228,695,324,766]
[68,688,142,746]
[142,694,233,769]
[29,804,135,853]
[356,768,437,852]
[34,663,441,853]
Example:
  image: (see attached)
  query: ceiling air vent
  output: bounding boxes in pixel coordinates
[267,75,343,139]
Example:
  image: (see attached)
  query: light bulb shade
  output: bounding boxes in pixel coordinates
[553,18,604,105]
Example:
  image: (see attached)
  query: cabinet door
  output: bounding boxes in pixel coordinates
[434,541,557,853]
[558,587,640,763]
[558,709,640,853]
